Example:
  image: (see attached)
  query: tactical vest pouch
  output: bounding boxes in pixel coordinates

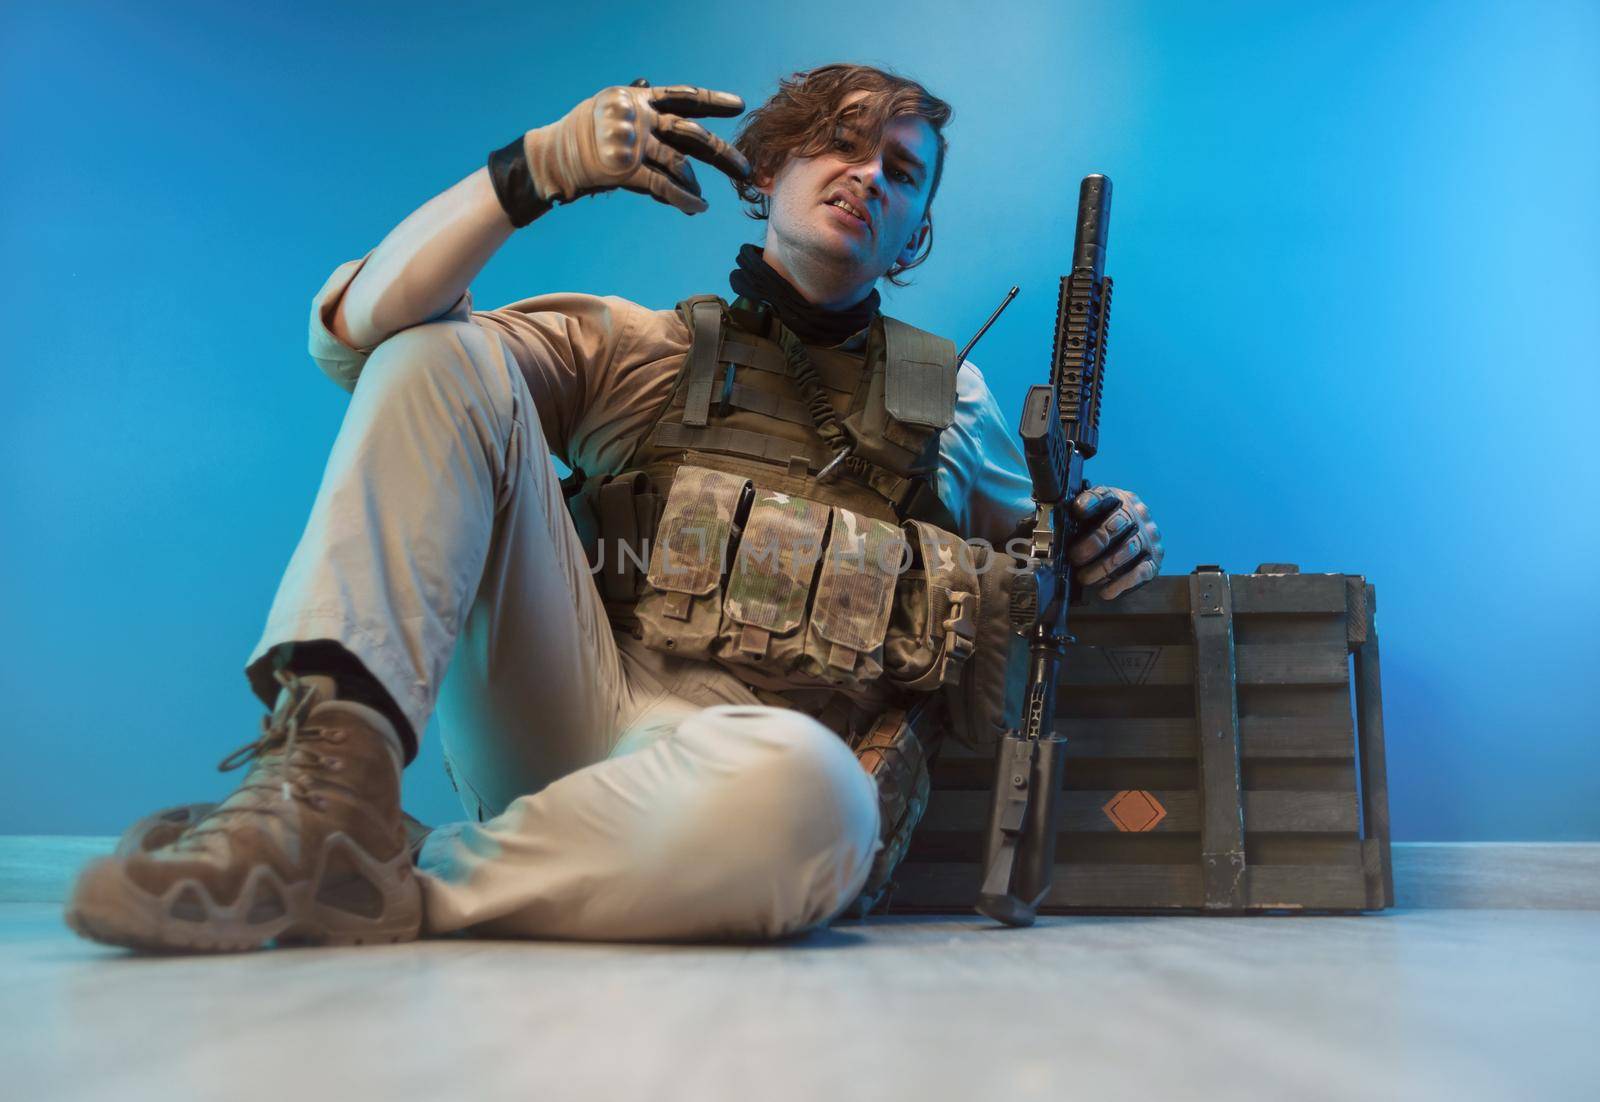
[800,507,902,693]
[634,467,979,700]
[637,466,750,659]
[715,489,832,681]
[944,542,1027,750]
[883,521,980,691]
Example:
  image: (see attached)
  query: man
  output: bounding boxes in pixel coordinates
[65,65,1163,952]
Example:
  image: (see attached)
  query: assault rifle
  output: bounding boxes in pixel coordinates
[977,174,1113,926]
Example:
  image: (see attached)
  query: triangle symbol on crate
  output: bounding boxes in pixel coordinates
[1105,646,1161,685]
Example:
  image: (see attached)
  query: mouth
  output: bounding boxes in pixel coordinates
[822,190,872,234]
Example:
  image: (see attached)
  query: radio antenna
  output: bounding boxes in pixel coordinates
[956,285,1020,365]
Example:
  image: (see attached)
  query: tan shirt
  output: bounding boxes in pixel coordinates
[309,258,1034,546]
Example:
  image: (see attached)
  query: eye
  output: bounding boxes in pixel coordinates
[892,168,915,185]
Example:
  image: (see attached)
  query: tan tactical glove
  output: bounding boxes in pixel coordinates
[519,81,751,215]
[1068,485,1165,599]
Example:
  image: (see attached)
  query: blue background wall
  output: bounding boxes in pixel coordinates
[3,0,1595,838]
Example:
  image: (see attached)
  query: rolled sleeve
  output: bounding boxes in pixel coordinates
[306,261,685,473]
[307,255,472,393]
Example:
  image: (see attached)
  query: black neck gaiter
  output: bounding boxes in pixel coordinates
[728,243,879,346]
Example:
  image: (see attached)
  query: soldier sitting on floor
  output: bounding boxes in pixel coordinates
[66,63,1164,952]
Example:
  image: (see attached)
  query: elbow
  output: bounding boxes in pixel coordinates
[327,288,387,353]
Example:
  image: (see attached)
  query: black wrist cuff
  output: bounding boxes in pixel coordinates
[487,135,550,228]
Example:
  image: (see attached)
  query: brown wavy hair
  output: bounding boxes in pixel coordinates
[733,64,953,285]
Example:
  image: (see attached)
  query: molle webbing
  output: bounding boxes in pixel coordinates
[647,424,919,515]
[681,300,724,428]
[651,423,835,469]
[633,295,959,534]
[721,336,860,393]
[639,453,895,526]
[720,381,813,427]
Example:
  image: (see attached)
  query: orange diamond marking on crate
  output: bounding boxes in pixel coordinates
[1103,790,1167,833]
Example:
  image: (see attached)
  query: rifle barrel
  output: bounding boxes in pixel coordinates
[1072,175,1112,279]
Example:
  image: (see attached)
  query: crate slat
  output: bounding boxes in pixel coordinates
[1244,791,1359,831]
[1242,761,1357,791]
[1236,644,1350,686]
[1238,682,1353,719]
[1049,864,1205,909]
[1355,583,1395,907]
[1068,572,1354,619]
[1061,718,1196,758]
[1190,570,1246,909]
[1246,835,1363,864]
[922,789,1358,835]
[941,714,1353,762]
[1233,615,1349,646]
[1074,580,1190,616]
[932,756,1198,792]
[889,862,1206,911]
[1239,714,1354,758]
[1061,644,1349,687]
[1231,573,1350,615]
[1245,865,1370,910]
[923,790,1197,834]
[891,861,1372,913]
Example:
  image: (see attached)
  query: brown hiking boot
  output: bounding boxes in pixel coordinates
[65,670,422,952]
[113,802,435,866]
[110,801,218,857]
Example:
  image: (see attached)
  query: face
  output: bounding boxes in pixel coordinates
[758,94,939,292]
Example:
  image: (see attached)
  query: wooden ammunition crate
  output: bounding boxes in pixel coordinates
[890,565,1393,914]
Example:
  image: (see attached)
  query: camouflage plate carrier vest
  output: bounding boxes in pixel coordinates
[568,294,983,710]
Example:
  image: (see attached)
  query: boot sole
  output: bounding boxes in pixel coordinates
[63,831,422,953]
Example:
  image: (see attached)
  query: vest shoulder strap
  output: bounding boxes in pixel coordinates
[673,293,728,325]
[674,295,728,428]
[677,301,958,432]
[881,314,958,430]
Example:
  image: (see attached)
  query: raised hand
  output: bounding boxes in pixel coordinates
[522,81,751,215]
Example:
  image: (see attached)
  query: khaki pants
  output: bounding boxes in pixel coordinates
[244,320,879,940]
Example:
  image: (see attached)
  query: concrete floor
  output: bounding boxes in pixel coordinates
[3,902,1594,1102]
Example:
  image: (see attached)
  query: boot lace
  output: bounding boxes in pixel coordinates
[171,669,348,848]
